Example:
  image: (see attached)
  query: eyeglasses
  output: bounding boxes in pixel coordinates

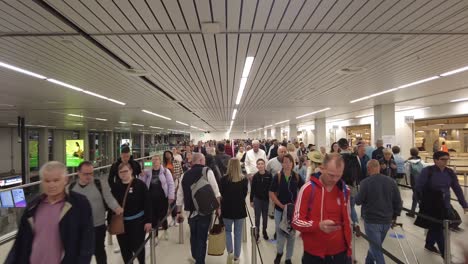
[119,170,129,174]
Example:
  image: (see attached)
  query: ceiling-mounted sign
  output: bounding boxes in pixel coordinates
[405,116,415,124]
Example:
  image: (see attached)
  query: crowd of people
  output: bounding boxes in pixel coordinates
[5,137,468,264]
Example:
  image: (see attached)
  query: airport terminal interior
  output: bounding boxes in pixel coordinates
[1,0,468,263]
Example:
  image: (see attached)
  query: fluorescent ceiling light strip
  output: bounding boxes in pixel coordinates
[83,90,108,100]
[264,125,272,128]
[275,120,290,125]
[0,61,47,79]
[106,98,126,106]
[440,65,468,77]
[235,77,248,105]
[119,121,127,124]
[230,120,234,126]
[355,114,373,118]
[450,98,468,103]
[95,118,107,121]
[397,76,439,89]
[242,57,254,78]
[68,114,83,118]
[47,79,83,91]
[176,121,189,126]
[190,125,198,129]
[132,123,144,127]
[296,107,331,119]
[232,109,237,120]
[150,126,163,129]
[142,110,171,120]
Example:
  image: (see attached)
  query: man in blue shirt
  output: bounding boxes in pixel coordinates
[415,151,468,257]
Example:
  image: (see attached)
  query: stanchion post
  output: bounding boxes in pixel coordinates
[443,220,451,264]
[464,173,467,195]
[107,233,113,246]
[352,229,356,263]
[251,226,257,264]
[243,219,247,243]
[150,229,157,264]
[178,221,184,244]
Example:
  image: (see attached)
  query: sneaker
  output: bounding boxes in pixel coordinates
[285,260,292,264]
[274,253,283,264]
[425,245,440,255]
[233,258,240,264]
[227,252,233,264]
[353,225,361,237]
[274,232,277,240]
[406,212,415,218]
[263,230,269,240]
[113,246,120,253]
[187,257,196,263]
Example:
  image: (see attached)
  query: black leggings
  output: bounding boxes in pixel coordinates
[117,218,146,264]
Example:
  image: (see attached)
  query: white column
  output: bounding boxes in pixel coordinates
[274,127,281,140]
[52,130,65,163]
[140,133,145,157]
[374,104,396,144]
[314,118,327,148]
[81,130,90,161]
[289,125,298,142]
[267,129,272,139]
[38,128,49,166]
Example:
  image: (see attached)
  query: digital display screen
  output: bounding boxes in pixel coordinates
[0,191,14,208]
[0,176,22,187]
[12,189,27,207]
[144,161,152,167]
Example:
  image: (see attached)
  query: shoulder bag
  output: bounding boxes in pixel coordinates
[108,179,133,235]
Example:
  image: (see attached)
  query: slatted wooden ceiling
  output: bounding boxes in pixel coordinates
[0,0,468,132]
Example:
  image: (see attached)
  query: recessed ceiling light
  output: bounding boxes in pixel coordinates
[0,61,47,79]
[296,107,331,119]
[275,120,289,125]
[83,90,108,100]
[132,123,144,127]
[176,121,189,126]
[450,98,468,103]
[119,121,127,124]
[47,79,83,91]
[150,126,163,129]
[440,65,468,77]
[355,114,373,118]
[232,109,237,120]
[142,109,171,120]
[264,125,272,128]
[95,118,107,121]
[68,114,83,118]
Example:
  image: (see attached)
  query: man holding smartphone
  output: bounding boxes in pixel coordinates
[292,153,352,263]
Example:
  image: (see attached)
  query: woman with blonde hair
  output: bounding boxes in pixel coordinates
[220,158,248,263]
[287,143,298,164]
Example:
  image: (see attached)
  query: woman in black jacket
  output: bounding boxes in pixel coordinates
[111,162,152,264]
[220,158,248,264]
[250,158,273,241]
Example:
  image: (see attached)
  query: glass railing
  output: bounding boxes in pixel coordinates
[0,154,156,244]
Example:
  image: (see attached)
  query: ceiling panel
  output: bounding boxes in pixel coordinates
[1,0,468,133]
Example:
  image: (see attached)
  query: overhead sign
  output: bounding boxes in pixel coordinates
[0,176,22,187]
[66,140,84,167]
[405,116,415,124]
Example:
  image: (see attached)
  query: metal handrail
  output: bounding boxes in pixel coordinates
[0,155,152,193]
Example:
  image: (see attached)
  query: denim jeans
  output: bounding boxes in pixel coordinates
[426,227,445,255]
[349,189,359,225]
[275,209,296,260]
[223,218,244,258]
[410,191,418,213]
[364,222,391,264]
[188,214,212,264]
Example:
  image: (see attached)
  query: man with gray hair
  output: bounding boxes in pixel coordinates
[372,139,385,160]
[245,140,267,180]
[356,159,402,264]
[176,152,221,264]
[7,161,95,264]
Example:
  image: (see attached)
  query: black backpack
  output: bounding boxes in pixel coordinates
[341,153,361,186]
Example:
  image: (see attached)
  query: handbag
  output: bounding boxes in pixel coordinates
[108,179,133,235]
[207,216,226,256]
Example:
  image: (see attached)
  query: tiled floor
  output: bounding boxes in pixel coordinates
[1,187,467,263]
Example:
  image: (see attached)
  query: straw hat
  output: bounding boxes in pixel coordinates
[309,151,323,163]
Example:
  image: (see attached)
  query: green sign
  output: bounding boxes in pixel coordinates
[66,140,85,167]
[144,161,153,167]
[29,140,38,168]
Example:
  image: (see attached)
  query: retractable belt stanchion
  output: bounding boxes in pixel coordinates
[243,219,247,243]
[251,226,257,264]
[352,229,356,263]
[150,229,157,264]
[443,220,451,264]
[179,221,184,244]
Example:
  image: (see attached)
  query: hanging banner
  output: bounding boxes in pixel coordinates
[66,140,85,167]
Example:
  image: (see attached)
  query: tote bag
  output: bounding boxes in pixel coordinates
[207,216,226,256]
[108,179,132,235]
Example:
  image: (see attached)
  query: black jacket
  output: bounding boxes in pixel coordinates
[220,176,248,219]
[372,147,384,160]
[193,146,207,156]
[6,192,94,264]
[215,152,231,176]
[108,157,142,187]
[250,171,273,202]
